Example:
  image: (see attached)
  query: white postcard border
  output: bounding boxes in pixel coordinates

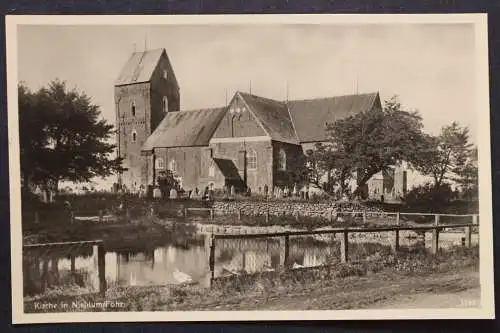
[6,13,494,323]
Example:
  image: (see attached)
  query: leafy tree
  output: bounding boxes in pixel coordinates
[305,142,352,195]
[18,80,124,194]
[454,146,478,199]
[324,95,428,197]
[157,170,180,198]
[413,122,475,192]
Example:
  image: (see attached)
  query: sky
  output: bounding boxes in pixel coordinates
[17,23,477,188]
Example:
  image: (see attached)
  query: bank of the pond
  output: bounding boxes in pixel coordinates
[22,218,201,252]
[24,245,479,312]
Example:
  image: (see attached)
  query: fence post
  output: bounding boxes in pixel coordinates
[396,212,400,226]
[279,235,290,269]
[472,214,478,225]
[210,208,214,220]
[329,210,333,223]
[265,209,270,224]
[209,234,216,287]
[431,227,440,255]
[284,235,290,268]
[465,225,472,248]
[70,255,76,274]
[392,213,400,253]
[362,210,367,224]
[98,210,103,223]
[237,209,241,221]
[340,229,349,263]
[434,214,440,226]
[97,242,106,297]
[184,207,188,218]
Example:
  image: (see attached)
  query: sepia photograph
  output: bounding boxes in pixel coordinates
[6,14,494,323]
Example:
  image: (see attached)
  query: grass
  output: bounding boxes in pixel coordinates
[23,244,479,312]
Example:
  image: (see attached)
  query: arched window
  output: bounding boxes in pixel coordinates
[208,163,215,177]
[278,148,286,171]
[247,149,257,170]
[131,130,137,143]
[163,96,168,113]
[131,101,136,117]
[169,159,177,173]
[155,157,164,170]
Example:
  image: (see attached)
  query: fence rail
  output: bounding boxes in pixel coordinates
[207,217,478,286]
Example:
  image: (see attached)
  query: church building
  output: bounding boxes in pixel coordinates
[115,48,407,199]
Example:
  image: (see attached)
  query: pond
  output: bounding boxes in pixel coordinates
[22,233,336,296]
[23,224,477,297]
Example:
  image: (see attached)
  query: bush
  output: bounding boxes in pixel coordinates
[403,183,458,213]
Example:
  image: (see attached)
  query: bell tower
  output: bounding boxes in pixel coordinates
[114,48,180,191]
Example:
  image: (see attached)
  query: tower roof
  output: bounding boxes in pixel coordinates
[115,48,166,86]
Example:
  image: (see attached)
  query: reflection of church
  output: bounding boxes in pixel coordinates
[115,48,408,197]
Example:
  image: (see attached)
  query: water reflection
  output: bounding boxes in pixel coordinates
[23,236,333,295]
[23,230,476,296]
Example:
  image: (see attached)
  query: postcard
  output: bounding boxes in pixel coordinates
[7,14,494,323]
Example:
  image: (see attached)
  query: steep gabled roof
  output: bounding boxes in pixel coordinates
[115,48,165,86]
[238,92,299,144]
[142,108,227,151]
[287,92,380,143]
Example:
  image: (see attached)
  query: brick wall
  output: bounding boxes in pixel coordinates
[210,140,273,191]
[115,83,151,191]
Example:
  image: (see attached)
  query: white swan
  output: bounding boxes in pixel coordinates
[292,262,304,269]
[173,268,193,284]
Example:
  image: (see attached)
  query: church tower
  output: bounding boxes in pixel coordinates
[114,48,180,191]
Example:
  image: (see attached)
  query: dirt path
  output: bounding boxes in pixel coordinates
[370,287,480,309]
[196,267,480,311]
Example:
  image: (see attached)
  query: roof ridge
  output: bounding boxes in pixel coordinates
[179,106,226,112]
[289,92,378,103]
[131,47,165,55]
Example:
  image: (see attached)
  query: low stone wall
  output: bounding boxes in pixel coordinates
[212,200,381,219]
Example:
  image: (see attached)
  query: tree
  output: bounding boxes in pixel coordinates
[19,80,124,194]
[413,122,475,192]
[305,142,352,195]
[157,170,180,198]
[454,147,478,199]
[324,95,428,197]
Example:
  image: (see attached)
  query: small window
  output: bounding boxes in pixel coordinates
[163,69,168,80]
[278,148,286,171]
[155,157,164,170]
[169,159,177,173]
[132,130,137,143]
[163,96,168,113]
[131,101,136,117]
[247,149,257,170]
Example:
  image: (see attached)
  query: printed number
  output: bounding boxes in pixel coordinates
[460,299,478,307]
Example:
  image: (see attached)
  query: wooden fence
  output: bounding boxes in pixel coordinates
[206,215,479,284]
[23,240,107,296]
